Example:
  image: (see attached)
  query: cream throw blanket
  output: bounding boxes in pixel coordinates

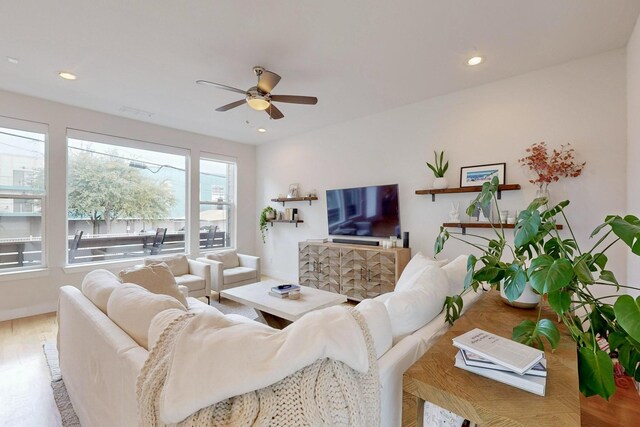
[137,307,380,426]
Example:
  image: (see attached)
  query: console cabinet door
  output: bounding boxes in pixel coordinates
[298,242,320,288]
[379,251,397,295]
[318,245,341,293]
[340,248,369,300]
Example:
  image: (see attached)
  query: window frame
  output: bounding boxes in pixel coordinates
[65,128,190,267]
[199,153,237,252]
[0,116,48,272]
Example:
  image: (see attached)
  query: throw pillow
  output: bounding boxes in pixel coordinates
[107,284,187,349]
[442,255,469,295]
[119,263,188,307]
[395,252,448,292]
[353,299,393,358]
[81,269,121,314]
[205,249,240,269]
[375,267,450,340]
[145,254,189,277]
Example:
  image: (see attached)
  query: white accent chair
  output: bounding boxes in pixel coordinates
[144,254,212,303]
[197,250,261,302]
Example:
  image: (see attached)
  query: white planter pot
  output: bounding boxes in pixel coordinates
[500,282,540,309]
[433,177,448,189]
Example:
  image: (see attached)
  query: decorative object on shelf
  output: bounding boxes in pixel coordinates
[426,150,449,189]
[448,203,460,222]
[259,206,276,243]
[435,176,640,400]
[460,162,505,187]
[287,183,299,198]
[518,142,586,199]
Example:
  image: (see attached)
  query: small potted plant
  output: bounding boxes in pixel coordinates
[259,206,276,243]
[426,150,449,189]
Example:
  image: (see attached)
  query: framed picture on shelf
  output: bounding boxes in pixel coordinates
[460,163,506,187]
[287,183,299,198]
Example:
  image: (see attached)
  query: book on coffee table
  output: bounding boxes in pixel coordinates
[452,328,544,375]
[455,351,546,396]
[268,290,300,299]
[460,349,547,377]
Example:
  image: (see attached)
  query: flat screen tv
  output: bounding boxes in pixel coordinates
[326,184,401,237]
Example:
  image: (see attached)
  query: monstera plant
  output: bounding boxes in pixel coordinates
[435,176,640,399]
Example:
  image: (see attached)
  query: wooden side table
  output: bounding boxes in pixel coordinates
[402,290,581,426]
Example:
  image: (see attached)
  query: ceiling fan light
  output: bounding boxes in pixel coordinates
[247,96,270,111]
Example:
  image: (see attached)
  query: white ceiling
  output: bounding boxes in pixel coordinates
[1,1,639,145]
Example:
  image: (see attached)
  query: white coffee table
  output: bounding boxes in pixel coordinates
[220,280,348,329]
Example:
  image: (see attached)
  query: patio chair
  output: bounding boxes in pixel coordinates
[69,230,83,263]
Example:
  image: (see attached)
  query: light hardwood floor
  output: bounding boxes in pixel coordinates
[0,313,61,427]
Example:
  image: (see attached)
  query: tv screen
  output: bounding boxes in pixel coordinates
[326,184,401,237]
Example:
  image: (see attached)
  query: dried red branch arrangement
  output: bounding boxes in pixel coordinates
[518,142,585,190]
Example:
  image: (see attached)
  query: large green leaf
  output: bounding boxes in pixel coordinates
[574,256,595,285]
[434,227,449,255]
[463,255,477,290]
[613,295,640,342]
[514,209,541,247]
[548,290,571,314]
[443,295,463,325]
[590,216,616,238]
[512,318,560,350]
[609,215,640,255]
[578,347,616,399]
[527,255,574,294]
[599,270,619,286]
[542,200,570,220]
[503,264,527,302]
[617,341,640,381]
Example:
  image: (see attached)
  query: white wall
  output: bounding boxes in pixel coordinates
[0,90,256,321]
[257,50,628,295]
[628,16,640,296]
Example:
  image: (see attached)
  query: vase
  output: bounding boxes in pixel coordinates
[500,282,540,309]
[433,177,448,189]
[535,188,550,203]
[266,211,276,220]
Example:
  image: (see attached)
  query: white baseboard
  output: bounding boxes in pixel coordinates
[0,301,58,322]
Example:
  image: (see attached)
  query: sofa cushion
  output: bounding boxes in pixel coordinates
[223,266,258,284]
[354,299,393,358]
[148,308,187,350]
[206,249,239,269]
[375,267,450,340]
[145,254,189,277]
[175,274,206,292]
[81,269,121,314]
[119,263,188,307]
[442,255,469,295]
[107,284,187,350]
[395,252,447,292]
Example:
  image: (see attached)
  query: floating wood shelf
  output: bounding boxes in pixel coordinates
[267,220,304,228]
[270,196,318,206]
[415,184,521,201]
[443,222,563,235]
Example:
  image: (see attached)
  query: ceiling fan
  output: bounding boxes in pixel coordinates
[196,66,318,120]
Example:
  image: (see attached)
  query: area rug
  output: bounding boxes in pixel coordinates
[42,342,81,427]
[207,296,260,321]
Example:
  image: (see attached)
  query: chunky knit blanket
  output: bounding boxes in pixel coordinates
[137,309,380,427]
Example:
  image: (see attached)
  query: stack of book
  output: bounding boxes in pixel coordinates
[269,284,301,299]
[453,328,547,396]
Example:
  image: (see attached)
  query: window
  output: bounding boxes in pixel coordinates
[199,157,236,250]
[0,119,47,271]
[66,130,187,264]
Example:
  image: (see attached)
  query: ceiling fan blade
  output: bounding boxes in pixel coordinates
[270,95,318,105]
[257,70,281,93]
[265,103,284,120]
[215,99,246,112]
[196,80,247,95]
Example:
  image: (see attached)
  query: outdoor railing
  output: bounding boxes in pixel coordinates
[0,231,228,269]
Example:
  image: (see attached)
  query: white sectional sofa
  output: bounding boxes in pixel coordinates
[58,253,479,426]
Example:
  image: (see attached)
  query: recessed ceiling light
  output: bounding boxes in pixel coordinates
[6,57,19,64]
[257,128,267,133]
[467,56,483,66]
[58,71,77,80]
